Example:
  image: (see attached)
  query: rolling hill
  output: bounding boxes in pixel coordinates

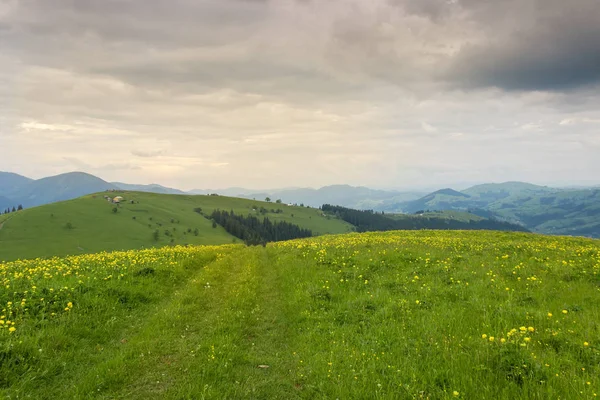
[1,171,424,211]
[238,185,424,210]
[462,181,558,201]
[0,171,33,193]
[386,182,600,238]
[0,196,15,211]
[488,188,600,236]
[391,182,562,214]
[0,191,353,261]
[0,171,117,208]
[111,182,186,194]
[394,188,475,213]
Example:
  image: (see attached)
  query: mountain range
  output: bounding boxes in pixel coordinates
[1,171,600,238]
[0,171,422,211]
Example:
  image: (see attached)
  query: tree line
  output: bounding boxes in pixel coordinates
[210,210,313,246]
[2,205,23,214]
[321,204,529,233]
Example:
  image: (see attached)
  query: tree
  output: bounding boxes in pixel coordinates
[265,197,271,202]
[276,199,282,204]
[65,222,74,230]
[153,230,160,241]
[112,207,118,213]
[11,206,16,212]
[17,204,23,211]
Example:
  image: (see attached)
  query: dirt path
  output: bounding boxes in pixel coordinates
[0,216,12,230]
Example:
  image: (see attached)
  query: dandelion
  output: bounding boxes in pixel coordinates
[453,391,460,397]
[584,342,589,347]
[489,336,495,342]
[500,338,506,344]
[524,337,531,343]
[547,312,553,317]
[528,327,535,332]
[482,334,487,339]
[8,327,16,333]
[562,310,568,314]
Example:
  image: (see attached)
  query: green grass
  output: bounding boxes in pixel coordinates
[1,230,599,399]
[0,191,352,261]
[389,210,485,222]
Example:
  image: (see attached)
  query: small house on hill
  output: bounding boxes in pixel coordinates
[113,196,124,203]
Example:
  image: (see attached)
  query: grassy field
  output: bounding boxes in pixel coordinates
[1,230,599,399]
[0,191,352,261]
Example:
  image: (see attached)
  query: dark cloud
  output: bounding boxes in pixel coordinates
[1,0,600,188]
[445,0,600,91]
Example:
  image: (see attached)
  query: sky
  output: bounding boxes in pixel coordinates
[1,0,599,190]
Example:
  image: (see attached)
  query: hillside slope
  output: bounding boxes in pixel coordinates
[112,182,186,194]
[0,191,353,261]
[0,172,33,194]
[5,172,117,208]
[488,188,600,237]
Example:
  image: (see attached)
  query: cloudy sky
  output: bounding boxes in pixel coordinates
[1,0,599,190]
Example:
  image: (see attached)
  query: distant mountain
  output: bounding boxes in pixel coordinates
[462,182,559,202]
[188,187,266,197]
[0,172,33,194]
[0,195,16,211]
[237,185,424,210]
[390,182,562,214]
[7,172,117,208]
[112,182,186,195]
[385,182,600,238]
[395,188,474,213]
[487,188,600,237]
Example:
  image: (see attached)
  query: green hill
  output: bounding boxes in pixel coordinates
[0,191,352,261]
[462,181,559,202]
[394,188,476,213]
[1,231,599,398]
[487,188,600,237]
[387,183,600,238]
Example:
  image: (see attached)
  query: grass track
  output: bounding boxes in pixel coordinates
[1,230,599,399]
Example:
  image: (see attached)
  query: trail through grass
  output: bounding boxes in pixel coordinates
[1,230,599,399]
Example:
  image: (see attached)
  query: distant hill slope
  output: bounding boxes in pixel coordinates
[395,188,475,213]
[112,182,186,194]
[391,182,562,214]
[1,171,423,211]
[462,181,559,203]
[0,192,353,261]
[4,172,117,208]
[0,195,16,211]
[487,188,600,237]
[322,204,528,233]
[0,171,33,194]
[386,182,600,238]
[239,185,423,210]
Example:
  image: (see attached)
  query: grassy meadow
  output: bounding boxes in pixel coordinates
[1,230,599,399]
[0,191,352,261]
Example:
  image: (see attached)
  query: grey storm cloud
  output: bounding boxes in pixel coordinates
[443,0,600,91]
[1,0,599,189]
